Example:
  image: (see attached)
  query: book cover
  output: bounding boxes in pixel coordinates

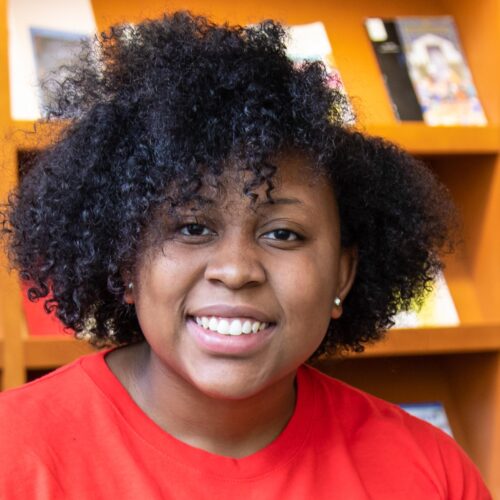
[396,16,487,126]
[31,27,90,117]
[286,22,355,124]
[399,401,454,437]
[392,271,460,329]
[365,18,423,121]
[8,0,96,120]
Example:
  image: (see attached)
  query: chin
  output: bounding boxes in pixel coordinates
[186,363,276,401]
[193,375,265,401]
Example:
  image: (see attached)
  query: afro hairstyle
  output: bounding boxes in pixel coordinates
[1,11,457,358]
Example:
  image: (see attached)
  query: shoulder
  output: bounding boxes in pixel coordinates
[300,364,492,499]
[0,351,108,492]
[0,349,103,409]
[0,350,107,446]
[1,357,84,412]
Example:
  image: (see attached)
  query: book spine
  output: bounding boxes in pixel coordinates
[365,19,423,121]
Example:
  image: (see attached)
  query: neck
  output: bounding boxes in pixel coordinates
[107,342,297,458]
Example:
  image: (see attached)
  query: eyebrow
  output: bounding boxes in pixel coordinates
[179,196,304,214]
[255,197,304,208]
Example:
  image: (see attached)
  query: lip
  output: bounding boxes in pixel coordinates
[189,304,275,323]
[186,317,276,356]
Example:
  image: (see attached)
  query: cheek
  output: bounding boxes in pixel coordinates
[137,252,197,301]
[133,259,187,333]
[273,253,337,333]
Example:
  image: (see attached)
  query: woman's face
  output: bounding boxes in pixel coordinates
[127,153,356,399]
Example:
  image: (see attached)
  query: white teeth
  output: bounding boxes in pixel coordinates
[208,317,218,331]
[194,316,269,336]
[242,320,252,334]
[217,319,229,334]
[229,319,242,335]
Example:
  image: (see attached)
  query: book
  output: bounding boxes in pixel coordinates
[396,16,487,126]
[392,271,460,329]
[285,22,355,124]
[31,28,91,117]
[399,401,454,437]
[365,18,423,121]
[7,0,96,120]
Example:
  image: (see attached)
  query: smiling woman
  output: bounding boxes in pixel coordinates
[115,153,351,408]
[0,11,491,499]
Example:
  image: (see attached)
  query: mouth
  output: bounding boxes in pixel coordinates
[190,315,273,336]
[185,314,277,356]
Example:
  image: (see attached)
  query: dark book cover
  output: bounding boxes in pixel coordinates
[365,18,423,121]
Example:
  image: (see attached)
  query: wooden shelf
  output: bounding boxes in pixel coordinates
[24,336,96,369]
[364,124,500,155]
[0,336,95,370]
[358,324,500,357]
[8,120,67,150]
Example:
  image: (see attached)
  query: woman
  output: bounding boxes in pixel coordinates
[0,11,490,499]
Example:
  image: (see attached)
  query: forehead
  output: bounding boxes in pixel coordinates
[187,152,334,213]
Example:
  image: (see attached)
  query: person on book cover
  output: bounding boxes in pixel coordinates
[397,18,488,126]
[414,40,477,123]
[0,11,492,499]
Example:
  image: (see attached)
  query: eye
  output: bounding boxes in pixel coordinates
[263,229,302,241]
[179,223,213,237]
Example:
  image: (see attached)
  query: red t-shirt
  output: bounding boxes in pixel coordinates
[0,350,491,499]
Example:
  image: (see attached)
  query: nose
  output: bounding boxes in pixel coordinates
[204,231,266,289]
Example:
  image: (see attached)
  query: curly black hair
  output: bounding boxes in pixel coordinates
[1,11,456,358]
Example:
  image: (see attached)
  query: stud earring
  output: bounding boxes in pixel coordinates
[334,297,341,307]
[124,282,135,305]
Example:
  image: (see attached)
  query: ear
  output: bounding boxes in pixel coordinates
[331,246,358,320]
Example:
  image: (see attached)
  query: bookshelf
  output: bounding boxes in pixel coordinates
[0,0,499,494]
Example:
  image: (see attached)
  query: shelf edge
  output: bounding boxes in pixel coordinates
[361,124,500,155]
[355,324,500,358]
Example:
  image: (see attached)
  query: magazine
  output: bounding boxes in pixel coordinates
[396,16,487,126]
[31,28,90,117]
[8,0,96,120]
[392,271,460,328]
[399,401,454,437]
[286,22,355,124]
[365,18,423,121]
